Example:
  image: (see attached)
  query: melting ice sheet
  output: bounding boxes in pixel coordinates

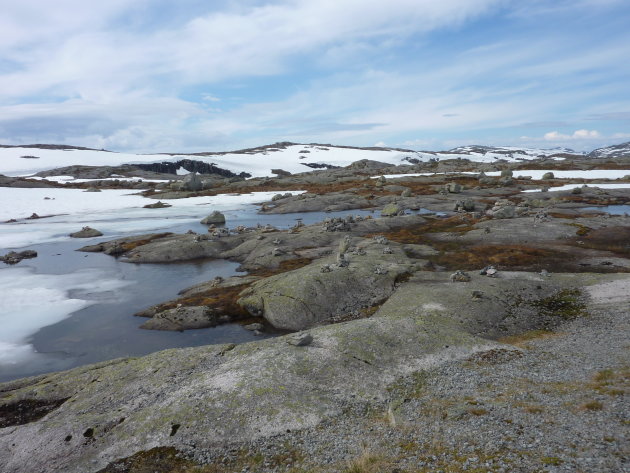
[0,188,299,248]
[0,266,127,368]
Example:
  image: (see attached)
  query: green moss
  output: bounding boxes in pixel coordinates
[541,456,564,466]
[532,289,588,320]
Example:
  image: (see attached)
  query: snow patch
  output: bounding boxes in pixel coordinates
[0,267,127,365]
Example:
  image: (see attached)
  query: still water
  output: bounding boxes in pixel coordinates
[0,207,394,382]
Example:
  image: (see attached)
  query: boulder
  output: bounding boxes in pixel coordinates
[182,172,203,191]
[140,306,219,331]
[542,172,555,180]
[446,182,461,193]
[69,226,103,238]
[201,211,226,225]
[381,203,403,217]
[453,199,475,212]
[238,244,416,330]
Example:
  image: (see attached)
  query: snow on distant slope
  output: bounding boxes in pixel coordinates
[0,144,414,178]
[411,145,583,164]
[588,141,630,159]
[0,141,623,178]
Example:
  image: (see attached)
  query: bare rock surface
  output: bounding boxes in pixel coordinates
[0,273,627,473]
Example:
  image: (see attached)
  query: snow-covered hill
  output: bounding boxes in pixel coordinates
[0,143,412,178]
[0,141,626,178]
[411,145,582,164]
[588,141,630,159]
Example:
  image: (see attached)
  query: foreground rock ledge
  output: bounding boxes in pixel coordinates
[1,272,628,473]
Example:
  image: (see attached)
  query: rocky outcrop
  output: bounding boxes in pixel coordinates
[139,306,223,331]
[0,250,37,265]
[1,272,624,473]
[237,238,418,330]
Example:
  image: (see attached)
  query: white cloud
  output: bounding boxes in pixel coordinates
[544,129,601,140]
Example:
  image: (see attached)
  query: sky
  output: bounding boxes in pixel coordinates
[0,0,629,153]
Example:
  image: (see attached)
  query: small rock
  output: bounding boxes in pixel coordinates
[144,201,172,209]
[69,226,103,238]
[244,323,264,331]
[450,270,471,282]
[287,332,313,347]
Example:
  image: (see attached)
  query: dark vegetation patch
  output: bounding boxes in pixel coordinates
[96,445,306,473]
[573,226,630,255]
[532,289,588,320]
[145,257,313,320]
[96,447,201,473]
[567,222,592,236]
[559,194,627,205]
[154,284,251,319]
[0,398,69,428]
[431,244,565,271]
[249,256,313,277]
[120,233,174,252]
[133,160,251,178]
[371,215,484,246]
[468,349,524,364]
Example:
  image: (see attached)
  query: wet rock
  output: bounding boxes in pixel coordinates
[69,226,103,238]
[201,211,226,225]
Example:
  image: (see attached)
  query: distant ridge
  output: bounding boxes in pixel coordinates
[589,141,630,159]
[2,140,629,159]
[0,143,109,152]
